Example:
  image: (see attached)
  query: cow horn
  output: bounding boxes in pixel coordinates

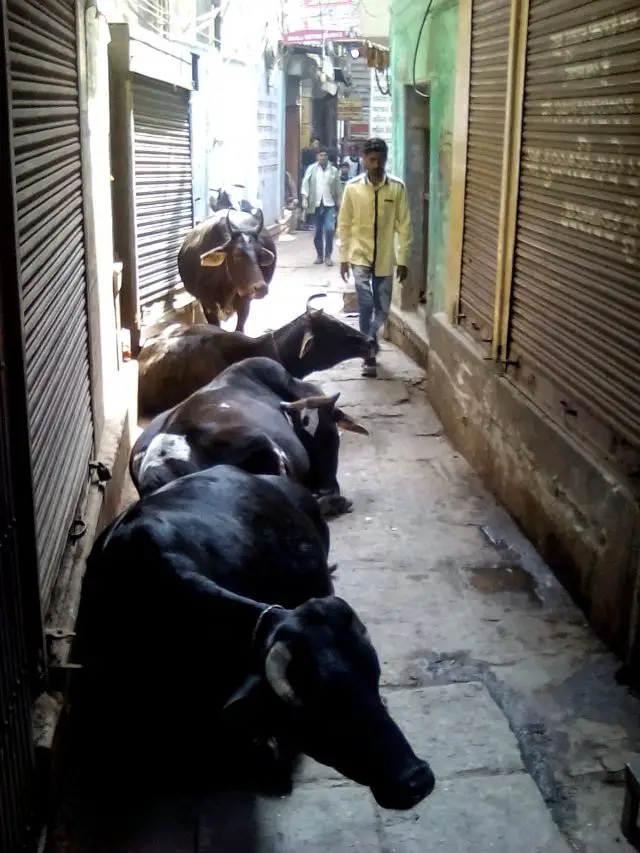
[226,207,241,238]
[306,293,326,313]
[280,398,309,413]
[264,641,299,704]
[251,207,264,235]
[299,329,314,358]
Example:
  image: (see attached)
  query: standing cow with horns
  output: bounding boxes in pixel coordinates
[178,207,277,333]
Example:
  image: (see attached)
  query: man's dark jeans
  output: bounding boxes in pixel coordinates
[313,204,336,260]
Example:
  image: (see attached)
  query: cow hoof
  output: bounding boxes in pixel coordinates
[317,494,353,518]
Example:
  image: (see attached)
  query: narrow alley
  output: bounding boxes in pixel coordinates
[0,1,638,850]
[52,233,639,853]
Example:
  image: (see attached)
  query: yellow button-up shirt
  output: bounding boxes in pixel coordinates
[337,172,412,277]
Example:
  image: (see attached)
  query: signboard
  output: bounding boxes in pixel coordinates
[349,121,369,139]
[283,0,360,44]
[338,98,363,121]
[300,95,312,151]
[370,69,393,172]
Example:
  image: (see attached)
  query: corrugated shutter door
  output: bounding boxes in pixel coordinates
[459,0,511,345]
[0,393,35,853]
[8,0,94,605]
[507,0,640,472]
[0,410,35,853]
[132,75,193,317]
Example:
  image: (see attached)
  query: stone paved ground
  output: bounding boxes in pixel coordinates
[54,233,640,852]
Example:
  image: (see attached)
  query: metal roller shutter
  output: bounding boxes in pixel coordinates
[0,421,35,851]
[8,0,94,605]
[132,75,193,317]
[458,0,511,346]
[506,0,640,473]
[0,390,35,853]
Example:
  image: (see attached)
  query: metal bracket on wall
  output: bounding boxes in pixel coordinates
[560,400,578,418]
[47,662,83,694]
[89,460,112,489]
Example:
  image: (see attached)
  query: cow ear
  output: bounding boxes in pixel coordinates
[299,329,314,358]
[201,250,227,267]
[222,674,264,719]
[258,247,275,268]
[335,408,370,435]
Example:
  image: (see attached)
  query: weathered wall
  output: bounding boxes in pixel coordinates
[257,67,285,226]
[204,0,283,224]
[84,4,120,421]
[370,69,393,173]
[389,0,458,314]
[425,312,640,662]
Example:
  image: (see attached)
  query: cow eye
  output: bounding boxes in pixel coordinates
[302,415,310,427]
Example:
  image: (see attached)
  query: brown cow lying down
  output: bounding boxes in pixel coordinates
[138,296,370,416]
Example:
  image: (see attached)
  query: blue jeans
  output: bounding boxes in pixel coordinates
[352,265,393,341]
[313,204,336,259]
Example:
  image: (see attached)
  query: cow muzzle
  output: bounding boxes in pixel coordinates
[370,760,435,810]
[251,282,268,299]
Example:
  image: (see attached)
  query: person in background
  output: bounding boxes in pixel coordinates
[345,143,363,179]
[339,161,351,186]
[299,136,321,230]
[301,136,320,181]
[337,137,412,378]
[301,146,343,267]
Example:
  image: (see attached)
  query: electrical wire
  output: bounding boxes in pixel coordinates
[357,0,387,18]
[412,0,434,98]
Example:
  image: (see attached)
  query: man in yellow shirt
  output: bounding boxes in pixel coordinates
[337,138,412,377]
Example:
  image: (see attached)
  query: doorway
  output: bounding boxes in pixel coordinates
[404,86,430,311]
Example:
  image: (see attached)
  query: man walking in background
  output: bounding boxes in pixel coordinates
[345,143,363,178]
[338,138,412,378]
[299,136,320,230]
[301,145,342,267]
[300,135,320,186]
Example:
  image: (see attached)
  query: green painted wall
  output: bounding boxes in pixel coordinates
[390,0,458,314]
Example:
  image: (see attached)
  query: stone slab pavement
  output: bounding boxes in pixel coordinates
[54,232,640,853]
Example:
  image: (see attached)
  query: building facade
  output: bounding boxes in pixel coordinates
[389,0,640,666]
[389,0,458,311]
[208,0,285,225]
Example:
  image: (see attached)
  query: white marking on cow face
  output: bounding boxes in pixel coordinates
[138,433,191,481]
[298,407,321,437]
[280,405,321,438]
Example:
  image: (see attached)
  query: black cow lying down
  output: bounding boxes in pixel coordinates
[130,357,369,517]
[72,466,435,809]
